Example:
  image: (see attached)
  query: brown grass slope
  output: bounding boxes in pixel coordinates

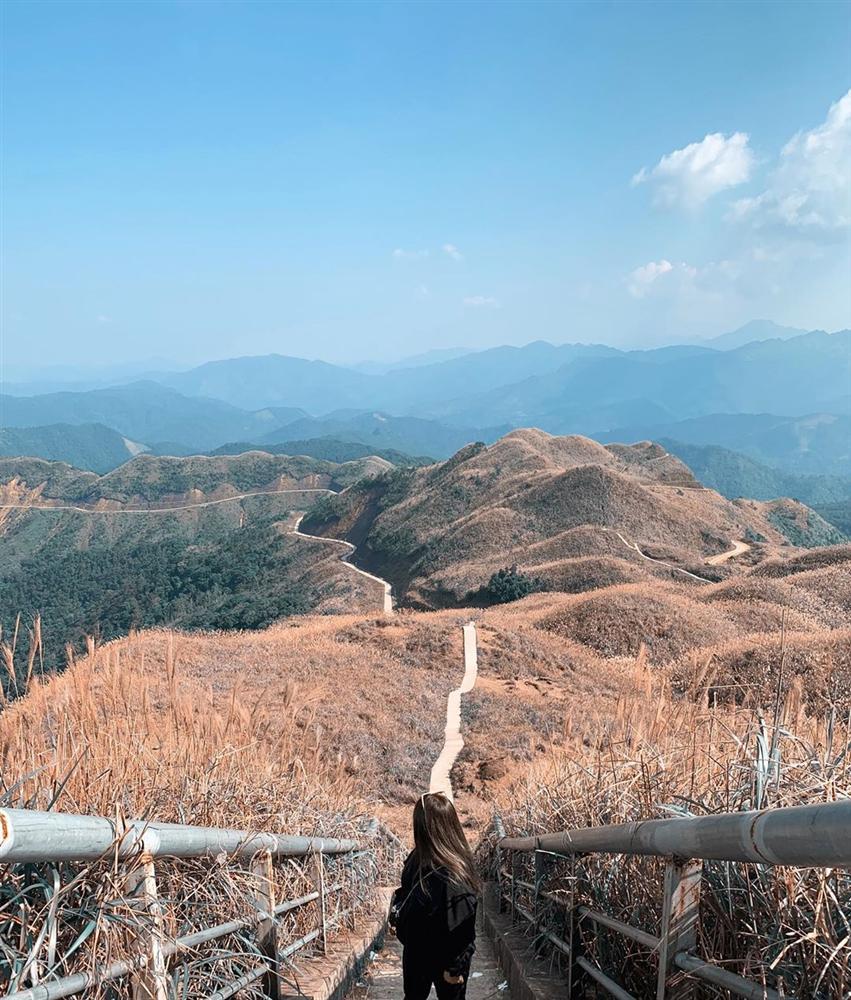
[304,428,833,606]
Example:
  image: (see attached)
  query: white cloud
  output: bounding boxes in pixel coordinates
[443,243,464,261]
[462,295,500,308]
[392,248,429,259]
[626,259,698,298]
[730,89,851,240]
[632,132,754,209]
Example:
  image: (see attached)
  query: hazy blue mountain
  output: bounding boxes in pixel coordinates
[381,340,621,412]
[150,340,619,412]
[657,439,851,505]
[260,409,507,459]
[705,319,809,351]
[0,423,146,474]
[428,331,851,431]
[0,382,307,451]
[600,411,851,477]
[161,355,374,412]
[350,346,474,374]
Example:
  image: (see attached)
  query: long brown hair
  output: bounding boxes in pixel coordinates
[413,792,481,894]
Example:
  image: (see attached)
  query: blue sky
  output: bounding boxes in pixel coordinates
[2,0,849,369]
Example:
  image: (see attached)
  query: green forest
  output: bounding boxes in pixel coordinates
[0,518,311,681]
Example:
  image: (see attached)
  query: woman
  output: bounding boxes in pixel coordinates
[390,792,481,1000]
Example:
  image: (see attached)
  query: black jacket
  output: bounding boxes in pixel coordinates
[391,852,477,975]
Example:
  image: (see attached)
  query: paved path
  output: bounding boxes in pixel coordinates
[706,538,751,565]
[0,487,334,516]
[605,528,715,584]
[429,623,478,801]
[358,919,506,1000]
[291,514,393,613]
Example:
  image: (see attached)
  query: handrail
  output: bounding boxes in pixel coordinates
[0,808,358,864]
[498,798,851,866]
[0,807,385,1000]
[494,800,850,1000]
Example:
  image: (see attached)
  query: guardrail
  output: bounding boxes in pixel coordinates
[0,807,395,1000]
[494,799,851,1000]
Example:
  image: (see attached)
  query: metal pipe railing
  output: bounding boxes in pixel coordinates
[0,808,358,864]
[495,800,850,1000]
[499,798,851,866]
[0,806,386,1000]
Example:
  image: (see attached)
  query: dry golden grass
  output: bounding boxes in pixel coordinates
[484,644,851,997]
[307,430,818,606]
[0,627,396,997]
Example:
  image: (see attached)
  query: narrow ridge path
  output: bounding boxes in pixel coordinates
[605,527,715,584]
[291,513,393,613]
[706,538,751,565]
[0,487,334,516]
[429,622,478,801]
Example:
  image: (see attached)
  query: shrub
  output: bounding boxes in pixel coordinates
[471,565,544,605]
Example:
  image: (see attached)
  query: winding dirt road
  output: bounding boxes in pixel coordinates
[706,539,751,565]
[606,528,715,584]
[429,622,478,801]
[0,488,335,516]
[290,514,393,613]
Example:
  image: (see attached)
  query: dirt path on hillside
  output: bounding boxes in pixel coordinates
[0,487,335,515]
[291,513,393,613]
[606,528,715,584]
[706,539,751,565]
[429,623,478,801]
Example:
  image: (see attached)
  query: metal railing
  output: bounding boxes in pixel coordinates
[494,799,851,1000]
[0,807,392,1000]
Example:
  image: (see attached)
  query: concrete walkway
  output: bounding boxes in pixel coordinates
[429,622,478,801]
[357,920,507,1000]
[292,513,393,613]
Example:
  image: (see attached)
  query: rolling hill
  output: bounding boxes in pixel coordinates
[0,451,392,668]
[301,429,844,607]
[0,381,308,451]
[0,422,147,473]
[657,440,851,505]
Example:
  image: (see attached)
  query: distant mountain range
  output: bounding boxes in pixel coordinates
[702,319,809,351]
[1,327,848,494]
[599,411,851,477]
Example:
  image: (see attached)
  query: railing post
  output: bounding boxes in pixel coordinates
[252,851,280,1000]
[510,851,517,922]
[126,854,169,1000]
[493,815,506,913]
[533,848,551,951]
[311,851,328,955]
[567,854,584,1000]
[657,857,702,1000]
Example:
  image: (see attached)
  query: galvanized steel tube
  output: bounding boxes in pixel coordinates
[0,809,358,864]
[499,800,851,866]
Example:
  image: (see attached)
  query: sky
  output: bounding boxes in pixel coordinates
[1,0,850,371]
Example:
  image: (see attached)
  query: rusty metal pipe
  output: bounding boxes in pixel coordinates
[499,800,851,866]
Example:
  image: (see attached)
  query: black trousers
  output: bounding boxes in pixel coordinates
[402,947,470,1000]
